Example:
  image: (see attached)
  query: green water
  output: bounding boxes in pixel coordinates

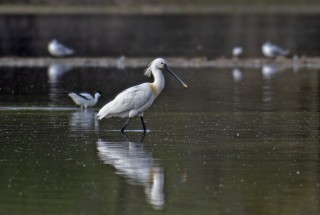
[0,66,319,214]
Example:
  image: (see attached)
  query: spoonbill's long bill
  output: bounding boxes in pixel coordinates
[97,58,188,133]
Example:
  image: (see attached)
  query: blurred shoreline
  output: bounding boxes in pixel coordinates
[1,57,319,69]
[0,4,320,15]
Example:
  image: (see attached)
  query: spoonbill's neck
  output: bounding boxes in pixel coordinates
[151,67,165,96]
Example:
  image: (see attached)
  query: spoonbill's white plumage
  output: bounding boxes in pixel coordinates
[262,41,289,58]
[97,58,187,133]
[232,46,243,58]
[48,39,74,57]
[69,91,103,109]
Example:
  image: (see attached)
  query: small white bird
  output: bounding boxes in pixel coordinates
[68,91,103,109]
[97,58,188,133]
[48,39,74,57]
[262,41,289,58]
[232,46,244,58]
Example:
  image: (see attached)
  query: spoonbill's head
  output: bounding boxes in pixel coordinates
[145,58,188,89]
[153,58,167,69]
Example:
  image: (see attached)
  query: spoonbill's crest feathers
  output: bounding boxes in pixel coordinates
[144,62,153,77]
[144,58,166,77]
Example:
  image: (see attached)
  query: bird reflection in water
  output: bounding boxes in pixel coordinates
[69,109,99,132]
[262,64,279,79]
[97,135,165,209]
[232,68,243,111]
[232,68,243,82]
[48,63,73,106]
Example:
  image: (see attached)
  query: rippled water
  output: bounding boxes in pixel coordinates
[0,65,319,215]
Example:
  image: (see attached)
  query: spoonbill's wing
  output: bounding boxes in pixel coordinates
[97,83,153,119]
[113,84,153,112]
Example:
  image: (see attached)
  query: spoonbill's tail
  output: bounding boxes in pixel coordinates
[97,103,112,120]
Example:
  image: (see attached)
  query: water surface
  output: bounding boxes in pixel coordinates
[0,65,319,215]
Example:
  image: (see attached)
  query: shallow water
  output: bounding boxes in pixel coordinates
[0,65,319,215]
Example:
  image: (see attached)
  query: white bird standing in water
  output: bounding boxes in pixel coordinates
[69,91,103,109]
[48,39,74,57]
[262,41,289,58]
[97,58,188,133]
[232,46,243,58]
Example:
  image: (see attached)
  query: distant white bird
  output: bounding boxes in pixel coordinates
[262,41,289,58]
[69,91,103,109]
[232,46,244,58]
[48,39,74,57]
[97,58,188,133]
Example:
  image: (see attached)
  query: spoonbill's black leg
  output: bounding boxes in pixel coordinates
[140,116,147,133]
[121,132,129,141]
[121,117,130,133]
[140,132,146,143]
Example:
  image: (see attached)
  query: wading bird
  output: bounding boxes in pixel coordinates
[68,91,103,109]
[97,58,188,133]
[48,39,74,57]
[262,41,289,58]
[232,46,244,58]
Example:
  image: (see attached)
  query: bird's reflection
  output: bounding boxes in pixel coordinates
[69,110,99,132]
[232,68,243,111]
[232,68,243,82]
[261,65,278,111]
[48,63,73,106]
[262,64,279,79]
[97,136,165,209]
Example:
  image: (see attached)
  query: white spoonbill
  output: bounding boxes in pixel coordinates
[262,41,289,58]
[48,39,74,57]
[97,58,188,133]
[69,91,103,109]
